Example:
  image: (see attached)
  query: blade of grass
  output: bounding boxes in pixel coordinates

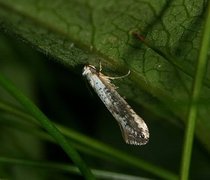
[0,157,150,180]
[0,100,178,180]
[0,74,95,180]
[180,2,210,180]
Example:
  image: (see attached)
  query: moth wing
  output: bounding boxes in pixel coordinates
[118,122,129,142]
[118,122,149,146]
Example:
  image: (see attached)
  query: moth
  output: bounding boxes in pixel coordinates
[82,64,149,145]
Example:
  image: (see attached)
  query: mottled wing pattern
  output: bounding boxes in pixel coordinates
[83,65,149,145]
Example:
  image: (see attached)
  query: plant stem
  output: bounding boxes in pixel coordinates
[0,156,149,180]
[180,2,210,180]
[0,74,95,180]
[0,100,178,180]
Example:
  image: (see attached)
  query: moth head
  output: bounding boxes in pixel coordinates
[82,65,97,76]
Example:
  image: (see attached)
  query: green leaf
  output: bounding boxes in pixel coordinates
[0,0,209,155]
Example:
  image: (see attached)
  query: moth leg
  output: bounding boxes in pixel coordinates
[99,61,102,72]
[104,70,130,80]
[99,62,130,79]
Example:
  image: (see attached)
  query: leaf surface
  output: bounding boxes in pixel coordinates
[0,0,209,152]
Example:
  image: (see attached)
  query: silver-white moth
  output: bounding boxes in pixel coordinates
[82,65,149,145]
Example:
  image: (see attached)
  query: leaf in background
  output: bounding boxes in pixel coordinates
[0,0,209,154]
